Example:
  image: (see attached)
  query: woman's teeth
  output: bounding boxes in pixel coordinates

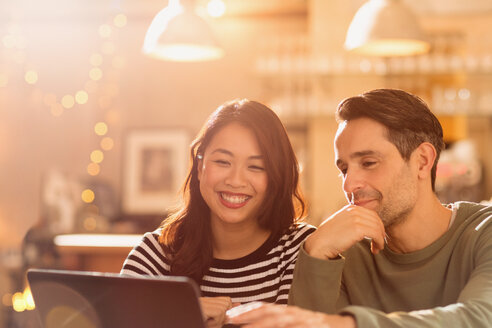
[220,193,249,204]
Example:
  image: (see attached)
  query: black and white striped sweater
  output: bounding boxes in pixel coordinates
[120,223,315,304]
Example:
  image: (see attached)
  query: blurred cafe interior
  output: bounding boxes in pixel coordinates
[0,0,492,326]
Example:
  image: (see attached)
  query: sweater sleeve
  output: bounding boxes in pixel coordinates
[288,245,348,313]
[340,219,492,328]
[120,230,171,277]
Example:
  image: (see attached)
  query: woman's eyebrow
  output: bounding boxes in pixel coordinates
[210,148,233,156]
[210,148,263,160]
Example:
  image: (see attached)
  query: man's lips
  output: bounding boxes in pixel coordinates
[354,199,377,207]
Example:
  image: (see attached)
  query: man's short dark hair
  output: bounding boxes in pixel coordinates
[336,89,445,191]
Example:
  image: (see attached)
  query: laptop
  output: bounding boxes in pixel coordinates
[27,269,206,328]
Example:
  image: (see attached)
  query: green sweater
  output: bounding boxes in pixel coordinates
[289,202,492,327]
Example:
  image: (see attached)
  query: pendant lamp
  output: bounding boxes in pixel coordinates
[143,0,224,62]
[345,0,430,57]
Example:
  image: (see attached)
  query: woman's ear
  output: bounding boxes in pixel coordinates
[414,142,437,180]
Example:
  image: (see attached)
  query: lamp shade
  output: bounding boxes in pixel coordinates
[345,0,430,57]
[143,0,224,62]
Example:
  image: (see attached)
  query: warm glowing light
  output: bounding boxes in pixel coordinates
[2,35,15,48]
[114,14,128,28]
[349,40,430,57]
[83,217,97,231]
[99,24,112,38]
[87,163,100,176]
[344,0,429,57]
[207,0,226,18]
[24,287,35,310]
[101,41,115,55]
[90,53,103,66]
[61,95,75,109]
[100,137,114,151]
[458,88,471,100]
[75,90,89,104]
[54,234,142,247]
[0,74,8,87]
[94,122,108,136]
[90,150,104,163]
[143,1,224,62]
[51,104,64,117]
[43,93,57,106]
[24,70,38,84]
[81,189,95,203]
[84,80,98,93]
[12,292,26,312]
[150,44,224,62]
[89,68,103,81]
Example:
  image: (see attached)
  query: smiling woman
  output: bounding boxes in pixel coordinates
[120,99,315,327]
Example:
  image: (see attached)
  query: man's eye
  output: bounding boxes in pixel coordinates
[362,161,376,168]
[338,168,347,177]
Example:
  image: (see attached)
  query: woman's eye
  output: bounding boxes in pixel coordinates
[249,165,265,171]
[213,160,230,166]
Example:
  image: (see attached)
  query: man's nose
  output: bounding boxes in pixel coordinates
[343,169,364,194]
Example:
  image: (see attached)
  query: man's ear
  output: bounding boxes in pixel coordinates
[414,142,437,180]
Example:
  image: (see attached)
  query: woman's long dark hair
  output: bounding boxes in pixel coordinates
[158,99,306,283]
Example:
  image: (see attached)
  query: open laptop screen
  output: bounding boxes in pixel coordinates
[27,269,206,328]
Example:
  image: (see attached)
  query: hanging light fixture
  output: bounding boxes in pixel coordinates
[345,0,430,57]
[143,0,224,62]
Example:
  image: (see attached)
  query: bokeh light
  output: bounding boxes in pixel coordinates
[90,53,103,66]
[83,217,97,231]
[43,93,57,106]
[75,90,89,104]
[98,24,112,38]
[24,70,38,84]
[50,104,64,117]
[12,292,26,312]
[94,122,108,136]
[100,137,114,151]
[81,189,95,203]
[61,95,75,109]
[113,14,127,28]
[207,0,226,17]
[90,150,104,163]
[89,68,103,81]
[87,163,100,176]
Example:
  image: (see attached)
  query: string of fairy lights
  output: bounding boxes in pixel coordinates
[1,0,229,315]
[1,9,128,313]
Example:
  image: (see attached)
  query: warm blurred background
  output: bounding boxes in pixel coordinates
[0,0,491,326]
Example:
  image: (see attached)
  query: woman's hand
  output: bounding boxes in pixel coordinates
[200,296,234,328]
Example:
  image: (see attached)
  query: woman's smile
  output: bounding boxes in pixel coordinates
[219,191,251,208]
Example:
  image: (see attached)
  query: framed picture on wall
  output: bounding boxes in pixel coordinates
[122,129,189,215]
